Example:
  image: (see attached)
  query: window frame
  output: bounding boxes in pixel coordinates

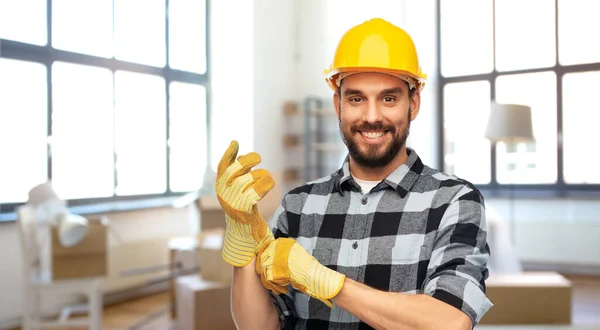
[0,0,212,219]
[435,0,600,197]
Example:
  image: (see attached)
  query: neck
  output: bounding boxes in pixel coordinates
[349,147,409,181]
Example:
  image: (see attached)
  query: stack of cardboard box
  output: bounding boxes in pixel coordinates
[176,179,282,330]
[176,228,236,330]
[51,218,108,280]
[480,271,572,325]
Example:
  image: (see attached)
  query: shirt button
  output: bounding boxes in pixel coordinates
[352,241,358,249]
[361,198,367,205]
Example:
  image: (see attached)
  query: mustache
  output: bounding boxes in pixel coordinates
[350,122,395,133]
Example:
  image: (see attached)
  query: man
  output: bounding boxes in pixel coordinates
[216,18,492,330]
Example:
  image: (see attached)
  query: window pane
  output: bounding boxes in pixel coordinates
[169,0,207,73]
[0,0,47,45]
[0,59,47,203]
[558,0,600,65]
[51,62,114,199]
[114,0,165,67]
[440,0,493,77]
[52,0,113,57]
[169,82,207,192]
[114,71,166,195]
[443,81,491,184]
[495,72,557,184]
[495,0,556,71]
[563,71,600,184]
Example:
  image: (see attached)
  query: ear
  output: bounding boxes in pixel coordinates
[333,92,341,119]
[409,90,421,121]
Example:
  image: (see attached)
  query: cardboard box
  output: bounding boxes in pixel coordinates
[197,228,233,284]
[176,274,236,330]
[197,196,226,231]
[51,218,108,280]
[479,272,572,325]
[283,134,300,148]
[283,101,299,115]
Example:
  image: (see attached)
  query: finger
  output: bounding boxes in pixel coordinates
[269,281,289,295]
[226,152,262,185]
[260,272,273,290]
[260,248,273,272]
[217,141,239,179]
[260,241,276,272]
[260,272,288,294]
[247,169,275,199]
[222,172,254,205]
[255,255,263,275]
[237,170,274,211]
[255,236,273,274]
[320,298,334,308]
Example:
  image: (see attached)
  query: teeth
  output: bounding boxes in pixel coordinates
[362,131,384,139]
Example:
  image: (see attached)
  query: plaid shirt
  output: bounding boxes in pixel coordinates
[269,148,493,329]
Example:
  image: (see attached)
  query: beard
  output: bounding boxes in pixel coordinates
[339,110,411,168]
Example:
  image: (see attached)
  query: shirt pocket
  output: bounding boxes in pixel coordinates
[391,244,424,264]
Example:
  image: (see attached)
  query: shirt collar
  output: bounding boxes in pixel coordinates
[334,148,424,197]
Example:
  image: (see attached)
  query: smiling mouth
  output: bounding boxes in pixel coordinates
[359,130,389,141]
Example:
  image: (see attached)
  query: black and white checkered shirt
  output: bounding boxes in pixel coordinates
[269,148,493,329]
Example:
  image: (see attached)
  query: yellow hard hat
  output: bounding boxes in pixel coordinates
[324,18,427,92]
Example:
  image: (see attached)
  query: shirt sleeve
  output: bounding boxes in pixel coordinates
[422,185,494,327]
[268,196,298,329]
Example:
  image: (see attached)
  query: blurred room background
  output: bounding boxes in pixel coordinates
[0,0,598,329]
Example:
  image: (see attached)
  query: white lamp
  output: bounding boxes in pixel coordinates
[27,182,89,247]
[484,102,535,247]
[485,103,535,143]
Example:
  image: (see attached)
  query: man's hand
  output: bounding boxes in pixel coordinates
[215,141,287,294]
[259,238,346,307]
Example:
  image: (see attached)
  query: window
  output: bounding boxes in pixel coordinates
[438,0,600,192]
[51,62,114,199]
[0,0,209,215]
[0,59,48,203]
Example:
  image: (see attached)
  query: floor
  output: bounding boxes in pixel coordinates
[22,274,600,330]
[20,292,174,330]
[566,275,600,326]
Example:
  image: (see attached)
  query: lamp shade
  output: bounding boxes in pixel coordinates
[28,182,61,206]
[56,213,89,247]
[484,103,535,143]
[28,182,68,222]
[26,181,89,247]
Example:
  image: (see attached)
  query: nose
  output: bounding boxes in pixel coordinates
[362,100,383,123]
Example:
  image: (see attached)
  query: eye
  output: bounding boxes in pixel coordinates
[349,97,363,103]
[383,96,396,103]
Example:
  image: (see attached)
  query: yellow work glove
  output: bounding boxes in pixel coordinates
[259,238,346,308]
[215,141,288,294]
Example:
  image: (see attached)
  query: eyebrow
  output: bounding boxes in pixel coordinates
[379,87,404,96]
[343,88,363,97]
[342,87,405,97]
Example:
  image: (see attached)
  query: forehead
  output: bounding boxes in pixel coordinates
[340,72,408,94]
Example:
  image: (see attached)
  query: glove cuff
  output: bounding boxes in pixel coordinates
[221,217,256,267]
[308,260,346,301]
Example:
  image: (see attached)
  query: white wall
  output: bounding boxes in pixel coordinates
[486,197,600,268]
[209,0,255,170]
[0,223,24,324]
[252,0,298,173]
